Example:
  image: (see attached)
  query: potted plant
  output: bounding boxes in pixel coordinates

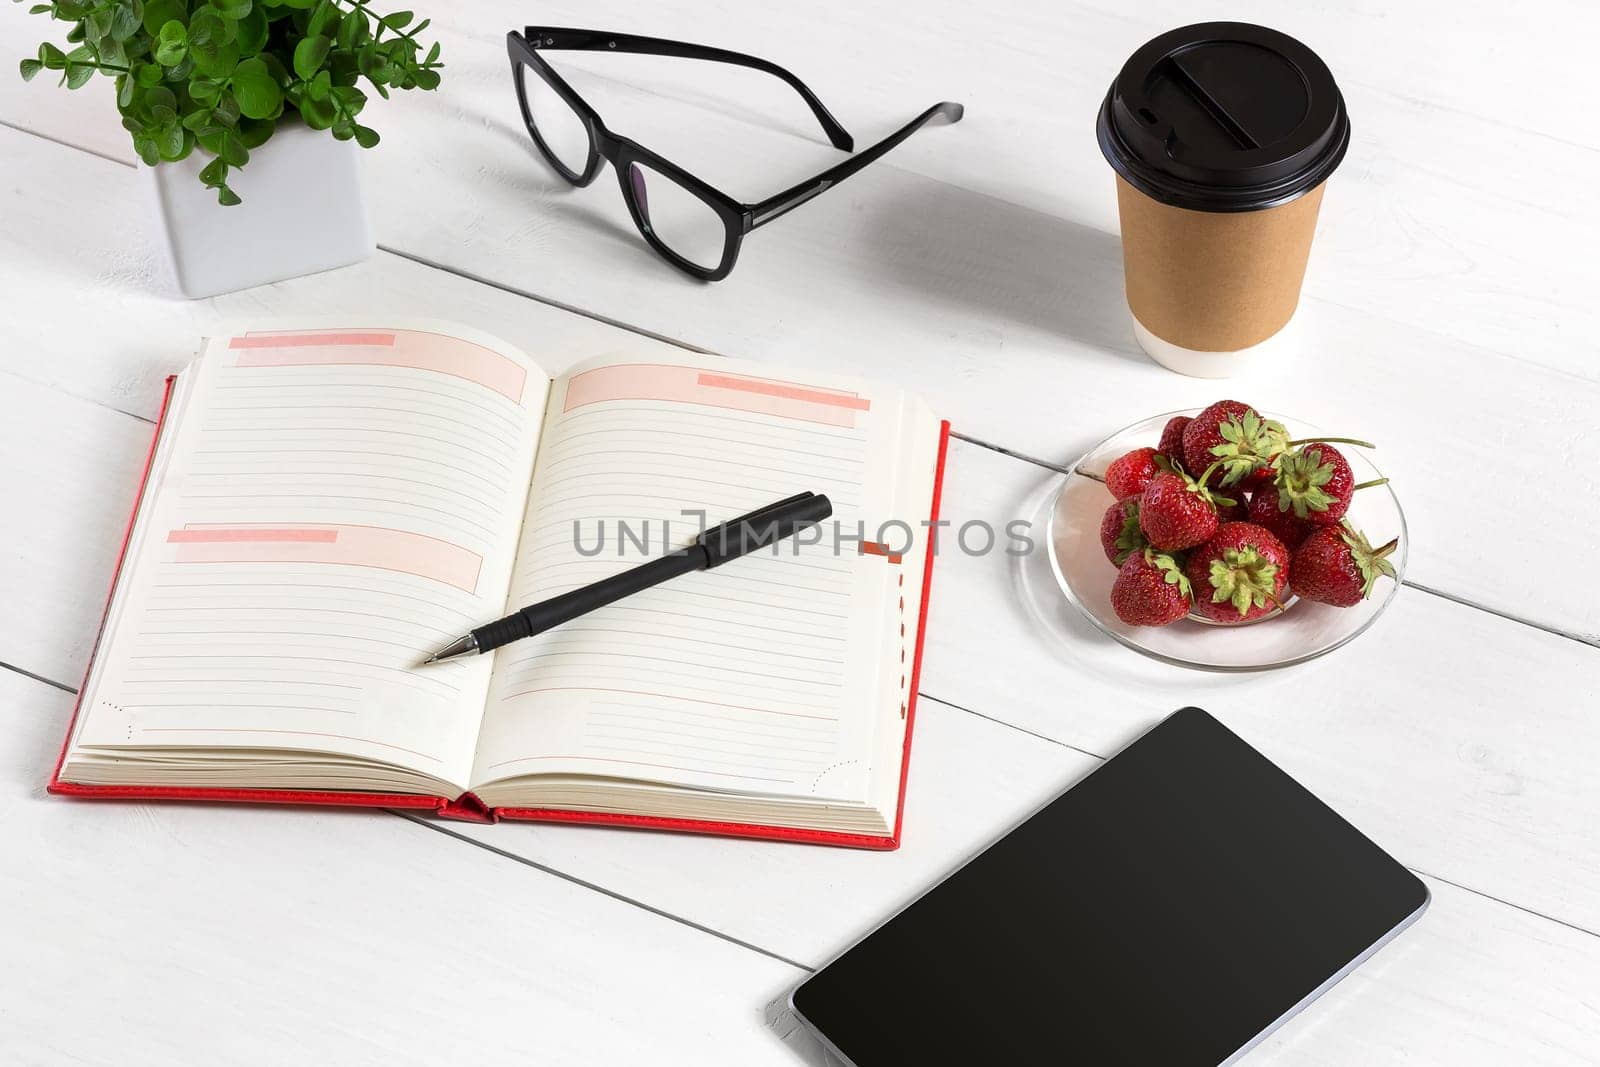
[16,0,444,297]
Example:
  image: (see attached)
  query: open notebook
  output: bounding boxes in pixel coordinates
[50,323,948,849]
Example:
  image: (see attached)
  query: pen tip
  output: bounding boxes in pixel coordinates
[419,633,479,666]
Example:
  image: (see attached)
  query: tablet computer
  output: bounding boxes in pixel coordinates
[791,707,1428,1066]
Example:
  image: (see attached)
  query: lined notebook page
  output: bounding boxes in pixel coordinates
[70,326,548,790]
[472,354,934,802]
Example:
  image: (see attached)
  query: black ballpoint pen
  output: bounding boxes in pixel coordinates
[422,491,834,664]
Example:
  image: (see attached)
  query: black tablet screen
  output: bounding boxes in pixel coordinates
[791,707,1427,1066]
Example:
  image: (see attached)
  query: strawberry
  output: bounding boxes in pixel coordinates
[1246,485,1315,550]
[1100,497,1148,566]
[1111,548,1193,626]
[1185,522,1290,623]
[1181,401,1289,491]
[1216,494,1250,524]
[1291,524,1399,607]
[1138,464,1236,551]
[1271,443,1351,525]
[1157,416,1191,465]
[1268,443,1386,527]
[1105,447,1163,500]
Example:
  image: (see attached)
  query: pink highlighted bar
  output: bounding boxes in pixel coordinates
[167,523,483,593]
[167,527,337,544]
[230,333,396,350]
[564,363,869,428]
[230,328,529,405]
[696,373,871,412]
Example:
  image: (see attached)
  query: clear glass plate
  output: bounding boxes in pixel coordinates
[1045,409,1407,672]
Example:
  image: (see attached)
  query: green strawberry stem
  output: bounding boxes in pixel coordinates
[1192,460,1238,507]
[1285,437,1376,449]
[1352,478,1389,492]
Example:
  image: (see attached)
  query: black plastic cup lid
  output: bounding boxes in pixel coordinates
[1096,22,1350,212]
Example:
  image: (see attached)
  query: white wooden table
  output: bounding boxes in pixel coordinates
[3,2,1598,1063]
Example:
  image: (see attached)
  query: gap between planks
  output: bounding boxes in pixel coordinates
[10,656,1599,955]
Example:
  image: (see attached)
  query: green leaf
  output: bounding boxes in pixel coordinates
[85,9,113,44]
[411,66,439,90]
[306,0,337,37]
[118,73,136,107]
[188,76,223,103]
[236,116,273,148]
[297,91,335,129]
[143,85,176,114]
[330,83,363,115]
[28,3,52,12]
[306,67,330,101]
[142,0,186,36]
[198,156,227,186]
[218,130,248,166]
[132,131,160,165]
[109,2,142,41]
[182,108,212,132]
[214,0,250,19]
[293,34,329,80]
[336,11,366,50]
[64,46,96,87]
[135,62,164,86]
[352,122,379,149]
[425,41,440,64]
[217,184,242,206]
[185,7,224,55]
[380,9,412,29]
[259,52,288,84]
[234,6,268,55]
[212,90,240,125]
[192,38,240,78]
[19,59,44,82]
[153,20,187,65]
[98,34,130,67]
[156,121,185,159]
[229,56,281,119]
[38,42,68,70]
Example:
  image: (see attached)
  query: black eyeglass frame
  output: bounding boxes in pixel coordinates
[508,28,964,281]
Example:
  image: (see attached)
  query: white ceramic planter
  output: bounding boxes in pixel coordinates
[143,121,374,299]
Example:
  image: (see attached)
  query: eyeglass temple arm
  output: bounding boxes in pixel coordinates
[746,101,964,230]
[523,27,854,152]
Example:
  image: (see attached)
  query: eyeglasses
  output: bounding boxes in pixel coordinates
[507,28,964,281]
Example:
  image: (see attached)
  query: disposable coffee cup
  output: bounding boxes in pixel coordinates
[1096,22,1350,377]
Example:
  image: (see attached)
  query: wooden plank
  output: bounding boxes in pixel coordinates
[3,55,1598,640]
[0,668,823,1067]
[3,0,1597,384]
[7,655,1600,1065]
[7,367,1599,948]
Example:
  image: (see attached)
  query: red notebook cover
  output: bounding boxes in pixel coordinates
[48,377,949,850]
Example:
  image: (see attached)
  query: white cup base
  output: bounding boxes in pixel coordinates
[1130,313,1296,378]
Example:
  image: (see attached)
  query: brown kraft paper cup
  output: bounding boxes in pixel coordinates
[1116,175,1324,357]
[1097,23,1350,377]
